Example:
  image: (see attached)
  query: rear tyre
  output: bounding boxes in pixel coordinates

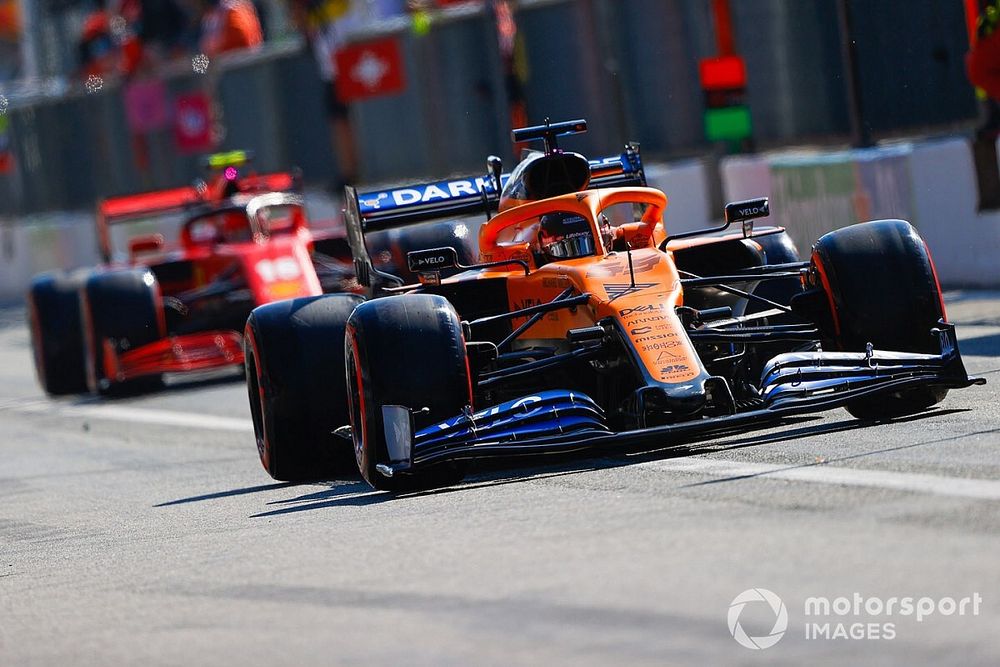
[812,219,948,419]
[346,294,472,491]
[245,294,364,481]
[81,269,165,396]
[26,271,89,395]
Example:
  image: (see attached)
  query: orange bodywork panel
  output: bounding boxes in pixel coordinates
[462,188,709,388]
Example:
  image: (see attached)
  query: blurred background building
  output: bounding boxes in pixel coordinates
[0,0,982,216]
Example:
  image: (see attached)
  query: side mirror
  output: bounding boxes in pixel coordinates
[724,197,769,238]
[407,246,458,274]
[129,233,165,258]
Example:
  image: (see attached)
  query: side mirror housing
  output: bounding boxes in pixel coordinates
[724,197,769,238]
[407,246,459,273]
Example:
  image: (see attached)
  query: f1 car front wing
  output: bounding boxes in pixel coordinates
[372,323,984,479]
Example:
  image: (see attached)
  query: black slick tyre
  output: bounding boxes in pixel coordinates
[345,294,472,491]
[26,271,89,395]
[244,294,364,481]
[811,219,948,419]
[81,269,165,395]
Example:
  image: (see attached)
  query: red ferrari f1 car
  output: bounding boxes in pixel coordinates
[245,120,984,490]
[28,151,355,396]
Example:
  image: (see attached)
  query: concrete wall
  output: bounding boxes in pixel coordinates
[5,136,1000,303]
[720,138,1000,288]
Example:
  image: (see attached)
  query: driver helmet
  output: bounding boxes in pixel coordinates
[538,211,596,261]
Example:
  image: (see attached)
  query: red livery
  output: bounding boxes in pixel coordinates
[28,152,356,396]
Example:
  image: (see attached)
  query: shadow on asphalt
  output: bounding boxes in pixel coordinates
[66,370,247,405]
[150,407,970,518]
[959,332,1000,356]
[154,481,299,507]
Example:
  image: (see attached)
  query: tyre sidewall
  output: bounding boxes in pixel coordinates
[346,294,472,490]
[246,294,364,480]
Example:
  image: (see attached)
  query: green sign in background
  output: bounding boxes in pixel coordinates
[704,106,752,142]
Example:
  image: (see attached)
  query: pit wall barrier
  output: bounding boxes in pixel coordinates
[721,137,1000,288]
[0,212,99,303]
[0,163,716,303]
[4,137,999,302]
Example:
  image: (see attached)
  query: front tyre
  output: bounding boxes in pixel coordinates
[812,219,948,419]
[345,294,472,491]
[245,294,364,481]
[81,269,165,395]
[27,271,89,395]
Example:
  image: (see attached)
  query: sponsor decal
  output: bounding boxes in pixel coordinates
[628,315,668,326]
[620,303,666,318]
[512,298,543,311]
[407,247,457,272]
[359,192,388,209]
[587,254,659,278]
[659,363,691,379]
[255,257,302,283]
[358,174,512,215]
[509,250,531,264]
[641,340,682,352]
[542,276,572,289]
[655,349,680,362]
[636,334,678,344]
[603,282,657,299]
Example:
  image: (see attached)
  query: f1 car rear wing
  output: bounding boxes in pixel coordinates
[96,171,299,262]
[345,144,645,295]
[356,144,645,232]
[97,186,203,263]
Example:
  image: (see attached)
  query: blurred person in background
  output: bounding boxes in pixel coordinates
[138,0,192,58]
[198,0,264,56]
[289,0,364,192]
[967,0,1000,209]
[968,0,1000,137]
[78,0,121,78]
[0,0,19,80]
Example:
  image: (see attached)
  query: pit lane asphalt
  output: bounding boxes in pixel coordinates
[0,293,998,666]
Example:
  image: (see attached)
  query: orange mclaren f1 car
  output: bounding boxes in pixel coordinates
[244,120,984,490]
[28,151,356,396]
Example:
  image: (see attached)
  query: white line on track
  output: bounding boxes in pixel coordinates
[13,401,253,433]
[637,458,1000,501]
[6,398,999,500]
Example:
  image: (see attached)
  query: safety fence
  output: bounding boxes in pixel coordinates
[0,0,978,219]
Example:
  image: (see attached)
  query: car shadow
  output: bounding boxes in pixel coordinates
[153,481,299,507]
[959,331,1000,357]
[235,407,970,518]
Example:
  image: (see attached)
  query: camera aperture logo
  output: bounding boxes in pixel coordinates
[728,588,788,650]
[728,589,983,649]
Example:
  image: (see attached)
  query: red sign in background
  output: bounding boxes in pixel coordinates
[173,92,214,154]
[334,38,406,103]
[124,79,170,135]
